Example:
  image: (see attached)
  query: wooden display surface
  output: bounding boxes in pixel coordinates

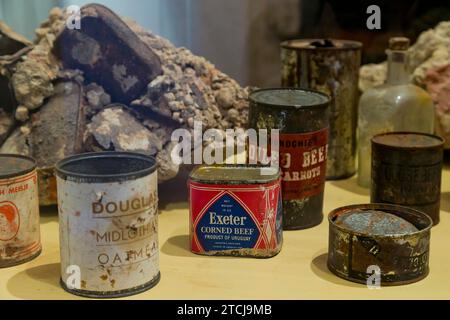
[1,166,450,300]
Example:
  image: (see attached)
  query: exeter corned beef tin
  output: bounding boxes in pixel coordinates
[189,165,282,258]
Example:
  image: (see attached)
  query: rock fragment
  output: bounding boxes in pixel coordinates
[424,63,450,148]
[85,106,162,156]
[0,125,30,156]
[0,109,14,146]
[28,80,85,168]
[15,106,29,122]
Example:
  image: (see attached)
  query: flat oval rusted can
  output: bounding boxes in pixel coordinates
[328,204,432,286]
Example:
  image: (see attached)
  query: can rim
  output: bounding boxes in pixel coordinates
[55,152,157,181]
[249,88,330,110]
[189,165,281,185]
[371,132,446,150]
[281,39,363,51]
[328,203,433,238]
[0,154,37,179]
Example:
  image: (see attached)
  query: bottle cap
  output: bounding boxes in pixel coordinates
[389,37,410,51]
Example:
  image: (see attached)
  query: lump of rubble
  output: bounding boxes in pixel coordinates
[11,7,64,112]
[127,19,249,130]
[425,63,450,146]
[0,109,14,145]
[0,4,249,205]
[359,21,450,147]
[85,105,162,156]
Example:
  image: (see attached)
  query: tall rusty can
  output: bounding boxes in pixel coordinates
[56,152,159,298]
[281,39,362,180]
[249,88,330,230]
[371,132,445,225]
[328,204,432,286]
[0,154,41,268]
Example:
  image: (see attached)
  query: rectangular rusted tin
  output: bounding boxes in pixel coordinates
[371,132,445,225]
[281,39,362,180]
[0,154,41,268]
[56,152,159,298]
[249,88,330,230]
[189,165,283,258]
[328,204,432,286]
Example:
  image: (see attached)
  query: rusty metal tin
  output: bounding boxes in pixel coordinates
[371,132,445,225]
[189,165,283,258]
[55,152,159,298]
[328,204,432,286]
[281,39,362,180]
[249,88,330,230]
[0,154,41,268]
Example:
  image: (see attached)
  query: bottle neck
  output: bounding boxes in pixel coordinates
[386,50,410,85]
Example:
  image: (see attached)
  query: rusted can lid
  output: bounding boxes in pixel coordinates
[334,209,418,236]
[372,132,445,150]
[55,152,157,183]
[281,39,362,51]
[0,154,37,179]
[190,165,280,185]
[329,204,433,238]
[249,88,330,110]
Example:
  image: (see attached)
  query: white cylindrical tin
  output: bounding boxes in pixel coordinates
[56,152,159,298]
[0,154,41,268]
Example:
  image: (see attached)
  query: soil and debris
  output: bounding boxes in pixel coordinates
[0,4,249,204]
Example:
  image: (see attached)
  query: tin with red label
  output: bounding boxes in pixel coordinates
[0,154,41,268]
[249,88,330,230]
[189,165,282,258]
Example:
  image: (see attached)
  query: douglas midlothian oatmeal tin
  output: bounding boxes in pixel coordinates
[249,88,330,230]
[0,154,41,268]
[56,152,159,298]
[328,204,432,286]
[189,165,282,258]
[371,132,444,225]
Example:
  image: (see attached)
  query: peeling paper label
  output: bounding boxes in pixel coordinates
[0,171,41,263]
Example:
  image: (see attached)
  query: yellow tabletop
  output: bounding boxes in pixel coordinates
[1,166,450,300]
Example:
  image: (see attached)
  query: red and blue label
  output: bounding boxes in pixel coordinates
[190,180,282,254]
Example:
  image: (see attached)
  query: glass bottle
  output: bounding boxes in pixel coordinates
[357,37,435,188]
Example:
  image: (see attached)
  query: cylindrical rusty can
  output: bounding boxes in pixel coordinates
[56,152,159,298]
[249,88,330,230]
[371,132,445,225]
[281,39,362,180]
[328,204,432,286]
[0,154,41,268]
[189,165,282,258]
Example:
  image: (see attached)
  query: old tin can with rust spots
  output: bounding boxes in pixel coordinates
[0,154,41,268]
[56,152,159,298]
[249,88,330,230]
[371,132,445,225]
[281,39,362,180]
[189,165,283,258]
[328,204,432,286]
